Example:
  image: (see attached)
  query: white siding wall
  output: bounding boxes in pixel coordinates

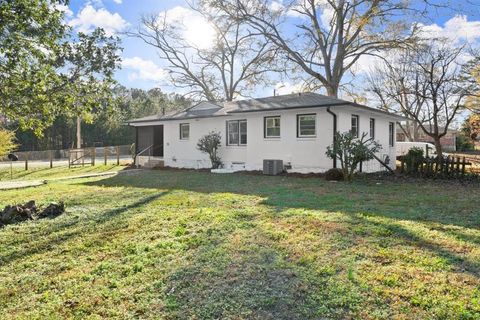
[134,106,397,173]
[336,107,396,171]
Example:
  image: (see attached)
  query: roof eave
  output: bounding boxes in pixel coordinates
[126,113,229,125]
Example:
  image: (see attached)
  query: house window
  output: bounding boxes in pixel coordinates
[369,118,375,139]
[351,115,359,138]
[240,120,247,145]
[389,122,395,147]
[297,114,316,137]
[264,116,280,138]
[179,123,189,140]
[227,120,247,145]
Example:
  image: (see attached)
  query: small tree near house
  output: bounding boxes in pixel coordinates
[326,132,382,181]
[197,131,223,169]
[0,129,18,157]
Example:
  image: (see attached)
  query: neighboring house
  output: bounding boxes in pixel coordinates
[396,124,458,152]
[127,93,403,173]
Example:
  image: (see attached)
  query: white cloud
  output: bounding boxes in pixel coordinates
[161,6,216,50]
[419,15,480,44]
[269,1,285,13]
[349,54,383,75]
[274,82,305,95]
[283,0,332,23]
[54,4,73,18]
[122,57,169,82]
[69,5,128,36]
[113,0,122,4]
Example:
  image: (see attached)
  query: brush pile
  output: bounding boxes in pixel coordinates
[0,201,64,227]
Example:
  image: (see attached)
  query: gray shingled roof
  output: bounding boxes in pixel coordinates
[224,92,347,113]
[127,92,403,123]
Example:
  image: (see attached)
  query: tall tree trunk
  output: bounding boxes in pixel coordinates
[433,137,443,159]
[413,122,420,141]
[326,84,338,98]
[76,116,82,149]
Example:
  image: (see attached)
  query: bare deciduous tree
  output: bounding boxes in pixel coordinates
[369,41,476,157]
[211,0,420,97]
[130,2,277,101]
[367,52,425,141]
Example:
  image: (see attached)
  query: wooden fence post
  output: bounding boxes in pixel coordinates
[462,157,466,176]
[104,147,107,166]
[25,152,29,171]
[400,157,405,173]
[49,150,53,168]
[116,146,120,165]
[68,150,71,169]
[92,148,96,166]
[456,157,460,176]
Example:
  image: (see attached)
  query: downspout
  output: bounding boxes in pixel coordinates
[134,125,138,166]
[326,107,337,169]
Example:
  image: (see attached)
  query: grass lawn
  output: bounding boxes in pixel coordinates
[0,168,479,319]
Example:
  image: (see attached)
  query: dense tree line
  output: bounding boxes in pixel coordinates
[8,87,190,151]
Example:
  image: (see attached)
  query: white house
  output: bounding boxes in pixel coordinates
[128,93,402,173]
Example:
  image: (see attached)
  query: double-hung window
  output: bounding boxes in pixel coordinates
[389,122,395,147]
[369,118,375,139]
[297,114,316,137]
[227,120,247,145]
[351,115,359,138]
[179,123,189,140]
[264,116,280,138]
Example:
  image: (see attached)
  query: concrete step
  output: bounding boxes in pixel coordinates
[143,159,165,169]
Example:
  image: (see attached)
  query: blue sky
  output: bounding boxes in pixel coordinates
[63,0,480,97]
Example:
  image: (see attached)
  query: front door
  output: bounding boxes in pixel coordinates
[153,125,164,157]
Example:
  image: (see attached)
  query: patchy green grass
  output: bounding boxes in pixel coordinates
[0,169,479,319]
[0,164,126,181]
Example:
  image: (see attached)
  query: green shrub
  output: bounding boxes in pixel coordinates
[197,131,222,169]
[325,131,382,181]
[404,147,424,173]
[456,134,474,151]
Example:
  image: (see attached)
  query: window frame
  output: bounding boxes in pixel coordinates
[351,114,359,138]
[226,119,247,146]
[296,113,317,138]
[369,118,375,140]
[389,122,395,147]
[264,116,281,138]
[179,123,190,140]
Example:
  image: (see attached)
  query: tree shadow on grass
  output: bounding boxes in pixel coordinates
[84,170,480,280]
[0,167,51,180]
[84,170,480,229]
[0,191,169,266]
[347,214,480,278]
[158,210,356,319]
[1,169,477,318]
